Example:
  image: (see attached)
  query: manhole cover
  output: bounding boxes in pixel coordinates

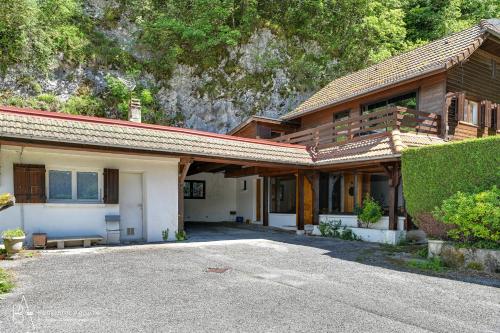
[206,267,230,273]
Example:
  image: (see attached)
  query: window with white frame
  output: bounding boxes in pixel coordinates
[48,169,101,202]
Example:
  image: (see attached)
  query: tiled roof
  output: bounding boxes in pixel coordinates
[0,107,448,167]
[227,115,298,135]
[0,107,312,166]
[283,19,500,120]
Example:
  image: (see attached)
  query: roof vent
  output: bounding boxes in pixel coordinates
[129,98,141,123]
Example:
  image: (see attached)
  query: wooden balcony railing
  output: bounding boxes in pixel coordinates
[272,106,441,149]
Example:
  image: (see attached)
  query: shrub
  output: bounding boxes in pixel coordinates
[433,186,500,243]
[357,195,383,228]
[162,229,169,241]
[319,219,359,241]
[2,228,25,239]
[175,230,187,241]
[319,219,342,237]
[63,95,104,117]
[402,136,500,228]
[0,268,14,294]
[466,262,483,271]
[339,228,359,241]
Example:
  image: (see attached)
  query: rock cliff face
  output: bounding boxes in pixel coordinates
[0,0,316,133]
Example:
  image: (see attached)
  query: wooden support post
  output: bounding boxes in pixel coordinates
[178,159,193,233]
[442,92,454,139]
[382,163,401,231]
[263,176,269,227]
[312,172,320,225]
[483,100,492,128]
[456,92,465,122]
[296,171,305,231]
[496,104,500,132]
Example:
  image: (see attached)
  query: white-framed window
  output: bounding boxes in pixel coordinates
[47,168,102,203]
[465,100,479,125]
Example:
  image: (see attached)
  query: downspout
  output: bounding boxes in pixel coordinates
[19,147,25,231]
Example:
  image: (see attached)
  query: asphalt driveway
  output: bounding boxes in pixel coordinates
[1,223,499,332]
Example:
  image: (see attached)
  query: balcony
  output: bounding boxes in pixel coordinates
[272,106,441,149]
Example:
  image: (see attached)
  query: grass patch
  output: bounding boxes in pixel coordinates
[355,249,373,263]
[407,257,446,272]
[466,262,484,271]
[0,268,14,294]
[415,247,428,258]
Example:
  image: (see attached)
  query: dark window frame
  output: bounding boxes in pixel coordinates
[184,180,206,199]
[361,91,418,114]
[270,175,296,214]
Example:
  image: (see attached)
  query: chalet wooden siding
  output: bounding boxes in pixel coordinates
[418,80,446,116]
[447,49,500,103]
[299,73,446,129]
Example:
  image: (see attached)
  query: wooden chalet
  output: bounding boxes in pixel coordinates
[190,19,500,241]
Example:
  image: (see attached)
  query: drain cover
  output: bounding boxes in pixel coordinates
[206,267,230,273]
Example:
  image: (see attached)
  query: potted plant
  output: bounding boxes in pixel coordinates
[357,195,383,228]
[0,193,15,212]
[2,228,26,254]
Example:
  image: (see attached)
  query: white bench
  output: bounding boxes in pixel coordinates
[46,235,104,249]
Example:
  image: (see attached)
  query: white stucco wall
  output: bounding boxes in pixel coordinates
[319,215,405,231]
[0,145,179,243]
[235,175,262,223]
[184,172,237,222]
[269,213,296,228]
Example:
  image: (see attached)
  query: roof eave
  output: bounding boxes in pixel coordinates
[281,67,446,121]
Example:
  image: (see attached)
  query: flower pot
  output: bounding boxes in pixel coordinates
[427,239,446,258]
[32,233,47,249]
[3,236,25,254]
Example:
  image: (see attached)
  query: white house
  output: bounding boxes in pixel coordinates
[0,104,309,245]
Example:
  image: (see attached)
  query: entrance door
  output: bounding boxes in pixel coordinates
[303,176,313,225]
[120,173,143,241]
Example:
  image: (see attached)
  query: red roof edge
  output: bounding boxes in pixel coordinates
[0,106,306,150]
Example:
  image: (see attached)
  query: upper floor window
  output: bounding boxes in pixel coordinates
[362,92,417,114]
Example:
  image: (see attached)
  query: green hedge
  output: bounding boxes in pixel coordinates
[401,136,500,219]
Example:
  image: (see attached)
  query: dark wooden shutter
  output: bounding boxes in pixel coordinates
[13,164,46,203]
[103,169,119,204]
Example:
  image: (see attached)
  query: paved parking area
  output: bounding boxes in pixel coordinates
[0,223,499,332]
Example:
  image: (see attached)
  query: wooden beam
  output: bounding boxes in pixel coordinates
[178,159,193,232]
[496,104,500,131]
[312,171,320,225]
[187,162,229,176]
[382,163,401,231]
[456,92,465,123]
[224,166,259,178]
[296,171,305,231]
[263,176,269,227]
[442,92,455,139]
